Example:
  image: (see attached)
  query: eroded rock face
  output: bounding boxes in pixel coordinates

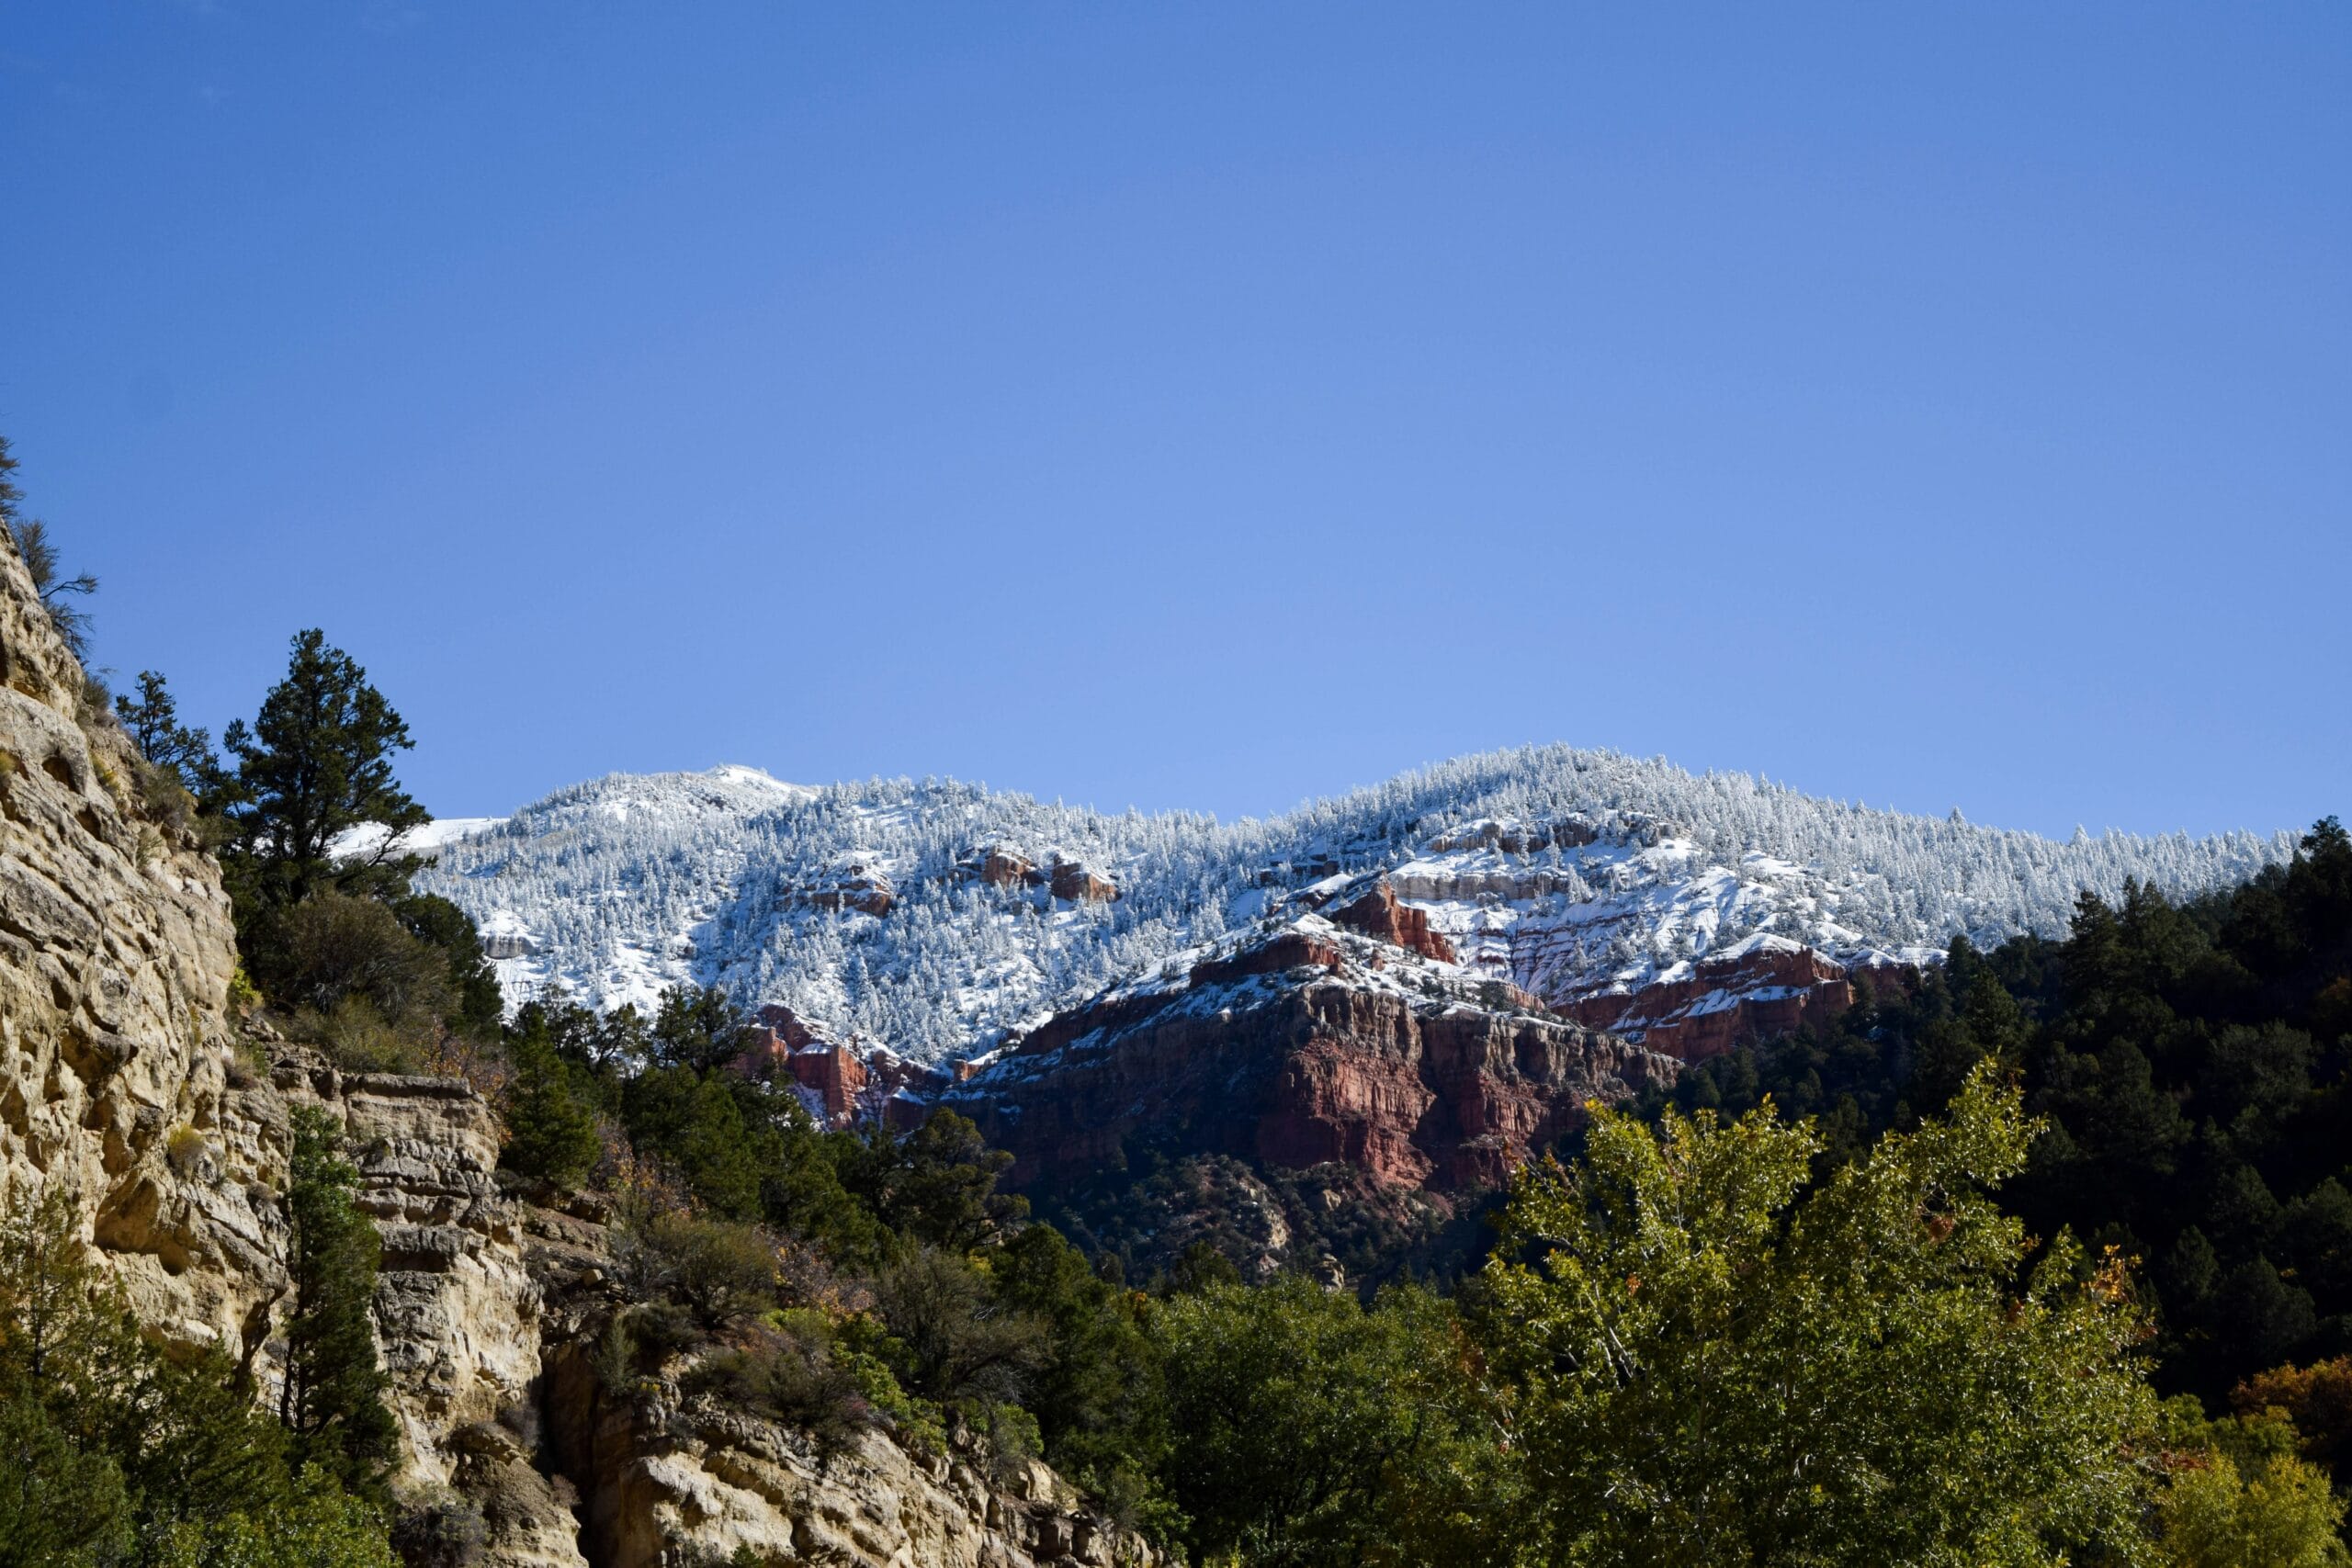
[0,529,264,1351]
[547,1346,1155,1568]
[946,919,1675,1194]
[975,847,1045,889]
[258,1053,548,1495]
[1048,861,1119,905]
[1545,936,1905,1062]
[1331,881,1456,963]
[792,857,897,918]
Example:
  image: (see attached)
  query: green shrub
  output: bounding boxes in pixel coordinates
[153,1465,398,1568]
[266,891,456,1028]
[165,1122,210,1177]
[2156,1449,2347,1567]
[868,1246,1047,1408]
[833,1337,944,1455]
[226,964,262,1015]
[297,996,426,1075]
[614,1208,778,1329]
[683,1319,868,1460]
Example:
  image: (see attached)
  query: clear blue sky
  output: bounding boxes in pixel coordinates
[3,4,2345,838]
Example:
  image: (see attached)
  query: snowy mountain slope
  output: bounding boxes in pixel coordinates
[410,747,2299,1063]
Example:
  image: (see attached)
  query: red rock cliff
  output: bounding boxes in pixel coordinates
[944,924,1673,1194]
[1547,937,1920,1062]
[1331,882,1457,963]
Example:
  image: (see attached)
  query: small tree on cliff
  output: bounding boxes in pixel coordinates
[0,437,98,660]
[116,670,218,792]
[278,1110,397,1499]
[501,1020,605,1189]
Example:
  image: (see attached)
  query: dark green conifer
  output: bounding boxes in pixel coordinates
[502,1027,605,1189]
[278,1110,397,1498]
[216,630,429,919]
[115,671,219,792]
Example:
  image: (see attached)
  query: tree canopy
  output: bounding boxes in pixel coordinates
[1487,1066,2154,1566]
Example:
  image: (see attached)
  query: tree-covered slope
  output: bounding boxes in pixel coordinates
[1655,818,2352,1404]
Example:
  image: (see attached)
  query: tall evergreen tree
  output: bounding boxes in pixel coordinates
[501,1024,605,1189]
[217,630,428,918]
[278,1110,397,1498]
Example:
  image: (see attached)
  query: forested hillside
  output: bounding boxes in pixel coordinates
[1657,817,2352,1408]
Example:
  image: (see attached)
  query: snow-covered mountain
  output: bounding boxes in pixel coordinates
[410,746,2298,1064]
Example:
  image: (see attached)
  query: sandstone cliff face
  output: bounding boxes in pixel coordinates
[1329,881,1455,964]
[0,529,260,1350]
[948,918,1676,1195]
[1544,934,1917,1062]
[1048,861,1119,905]
[546,1345,1153,1568]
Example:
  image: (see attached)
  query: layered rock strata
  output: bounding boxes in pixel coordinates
[1546,933,1916,1062]
[945,917,1675,1193]
[0,527,257,1348]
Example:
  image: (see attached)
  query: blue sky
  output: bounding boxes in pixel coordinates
[2,3,2345,838]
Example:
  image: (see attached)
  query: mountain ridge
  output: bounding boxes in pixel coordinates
[409,748,2299,1065]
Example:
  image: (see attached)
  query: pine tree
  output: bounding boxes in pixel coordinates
[501,1028,605,1189]
[278,1110,397,1498]
[0,1183,357,1564]
[115,670,218,791]
[0,442,98,662]
[0,436,21,534]
[217,629,429,919]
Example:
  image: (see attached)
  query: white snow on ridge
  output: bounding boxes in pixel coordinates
[408,747,2302,1062]
[333,817,506,861]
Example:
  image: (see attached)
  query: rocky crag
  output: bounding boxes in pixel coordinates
[939,912,1677,1223]
[0,534,1148,1568]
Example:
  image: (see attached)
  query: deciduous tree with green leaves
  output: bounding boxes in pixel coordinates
[1481,1064,2157,1567]
[1154,1275,1519,1568]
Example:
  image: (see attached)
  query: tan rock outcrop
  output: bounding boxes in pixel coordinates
[0,527,263,1351]
[547,1344,1155,1568]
